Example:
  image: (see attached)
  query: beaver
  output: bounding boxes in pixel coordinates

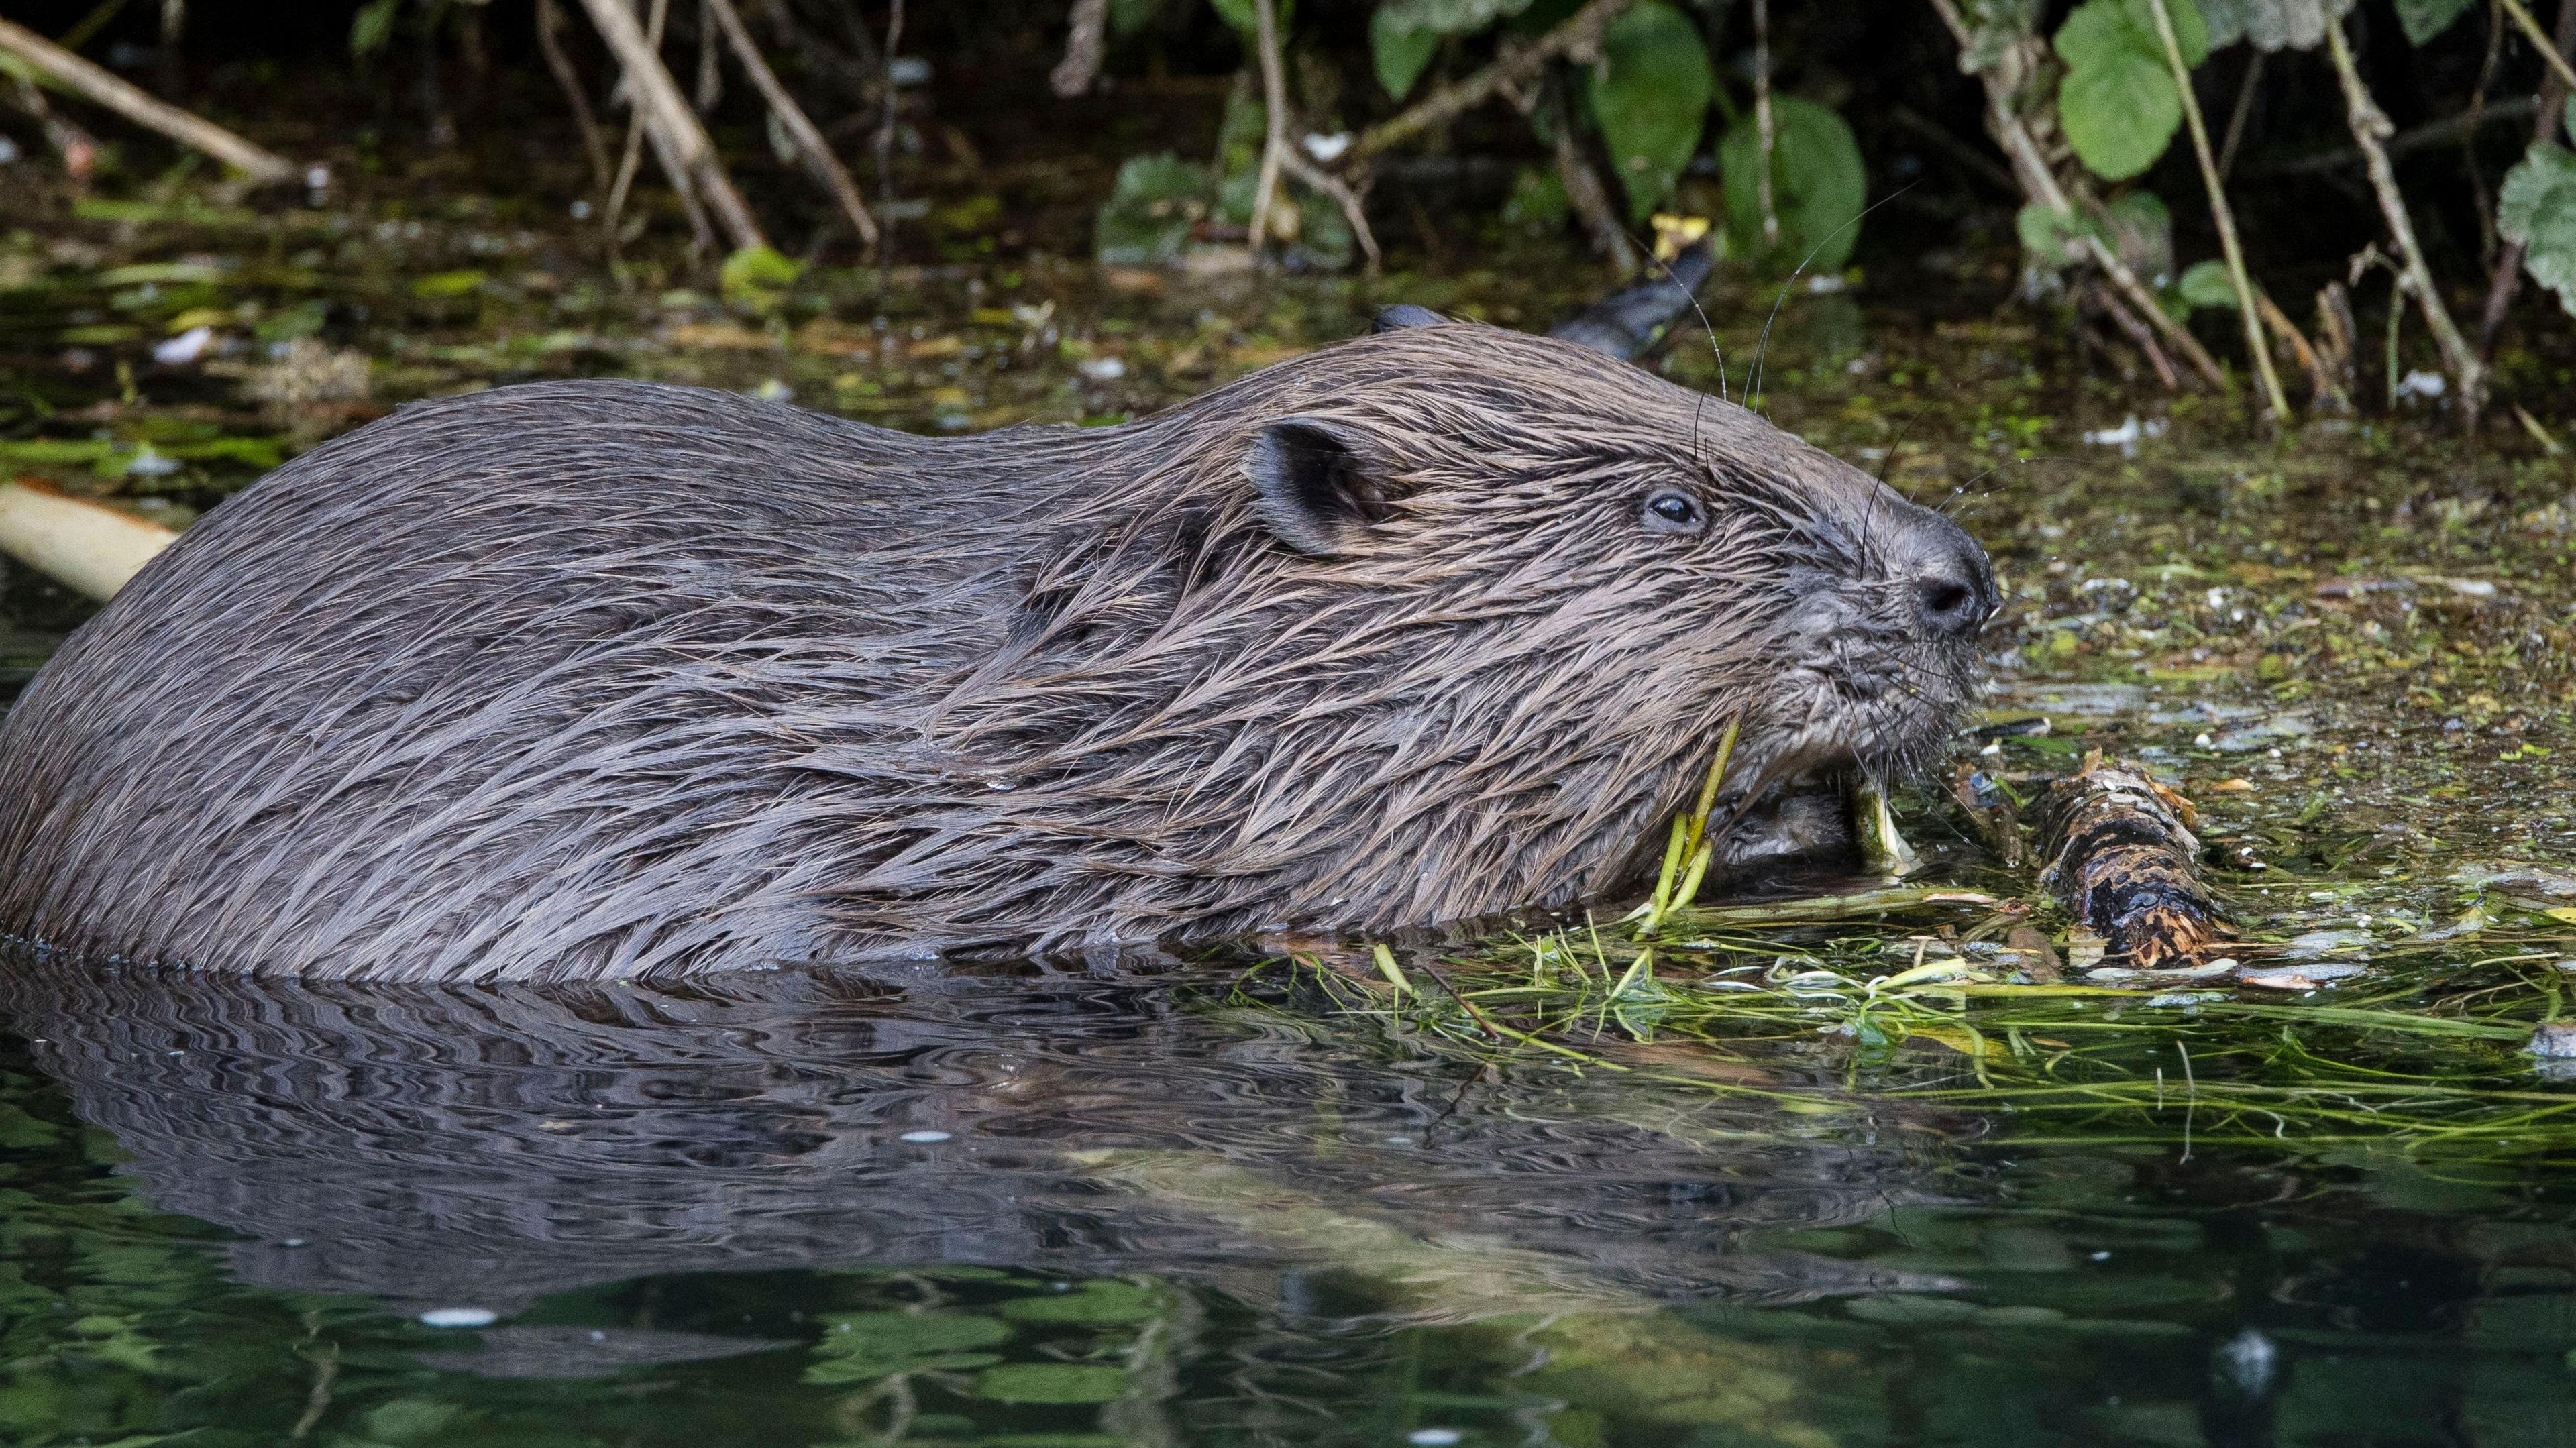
[0,313,1992,980]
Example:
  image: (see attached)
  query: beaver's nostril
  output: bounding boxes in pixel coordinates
[1914,555,1990,641]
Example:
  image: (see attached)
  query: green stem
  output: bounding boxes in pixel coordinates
[2144,0,2290,426]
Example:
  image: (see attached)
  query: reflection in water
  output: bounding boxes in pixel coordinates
[0,957,1932,1315]
[3,950,2573,1447]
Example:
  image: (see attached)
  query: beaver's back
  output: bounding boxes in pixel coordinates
[0,381,1040,979]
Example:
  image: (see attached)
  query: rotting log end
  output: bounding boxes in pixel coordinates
[2039,758,2229,970]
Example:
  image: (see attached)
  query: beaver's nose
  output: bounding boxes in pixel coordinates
[1893,508,1996,643]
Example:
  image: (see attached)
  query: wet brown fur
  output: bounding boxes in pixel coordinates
[0,323,1988,980]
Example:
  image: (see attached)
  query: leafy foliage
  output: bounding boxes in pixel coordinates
[1717,96,1868,272]
[716,245,804,313]
[1584,2,1715,222]
[1095,154,1216,266]
[977,1362,1132,1403]
[1206,0,1293,33]
[997,1278,1163,1324]
[2392,0,2475,45]
[1370,9,1442,99]
[2176,257,2238,309]
[1379,0,1536,31]
[804,1310,1013,1384]
[1957,0,2044,72]
[2500,140,2576,319]
[2054,0,2208,182]
[2200,0,2351,50]
[2015,190,2172,282]
[350,0,400,57]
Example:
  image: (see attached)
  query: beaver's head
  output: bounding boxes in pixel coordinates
[960,316,1994,942]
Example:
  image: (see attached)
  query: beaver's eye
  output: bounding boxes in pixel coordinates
[1640,490,1707,536]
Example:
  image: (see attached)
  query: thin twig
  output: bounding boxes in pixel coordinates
[1352,0,1636,160]
[2479,0,2576,359]
[1752,0,1779,247]
[1529,67,1633,273]
[0,13,292,182]
[2255,288,2346,409]
[602,0,712,251]
[874,0,904,264]
[2240,95,2536,178]
[2094,281,2184,390]
[575,0,762,249]
[2147,0,2290,424]
[2325,16,2483,425]
[2501,0,2576,95]
[1246,0,1289,257]
[703,0,879,246]
[2216,50,2262,180]
[535,0,614,196]
[1407,953,1507,1042]
[1921,0,2225,389]
[1278,144,1383,272]
[4,67,105,179]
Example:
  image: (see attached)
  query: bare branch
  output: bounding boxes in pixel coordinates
[2147,0,2290,424]
[704,0,879,247]
[1354,0,1637,160]
[2324,17,2483,425]
[1051,0,1110,99]
[0,14,292,182]
[535,0,614,196]
[572,0,767,251]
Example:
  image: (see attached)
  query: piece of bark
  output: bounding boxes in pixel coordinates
[2038,759,2228,970]
[0,15,292,183]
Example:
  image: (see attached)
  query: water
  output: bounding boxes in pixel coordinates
[0,956,2571,1446]
[6,194,2576,1443]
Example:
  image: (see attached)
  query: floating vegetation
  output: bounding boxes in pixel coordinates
[1240,883,2576,1162]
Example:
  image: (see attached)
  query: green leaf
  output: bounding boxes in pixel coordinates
[2392,0,2473,44]
[717,247,802,313]
[2054,0,2200,182]
[2201,0,2351,50]
[1503,165,1571,231]
[350,0,400,58]
[1000,1280,1163,1325]
[1093,154,1215,265]
[1110,0,1167,34]
[1371,10,1441,99]
[1583,1,1715,223]
[2177,258,2238,309]
[1377,0,1535,30]
[2017,203,2089,267]
[1717,95,1868,272]
[1208,0,1291,32]
[978,1363,1132,1404]
[2100,188,2174,280]
[806,1311,1013,1384]
[408,268,487,298]
[2500,141,2576,319]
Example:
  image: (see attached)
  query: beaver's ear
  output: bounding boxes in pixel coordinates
[1245,417,1387,555]
[1371,304,1448,333]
